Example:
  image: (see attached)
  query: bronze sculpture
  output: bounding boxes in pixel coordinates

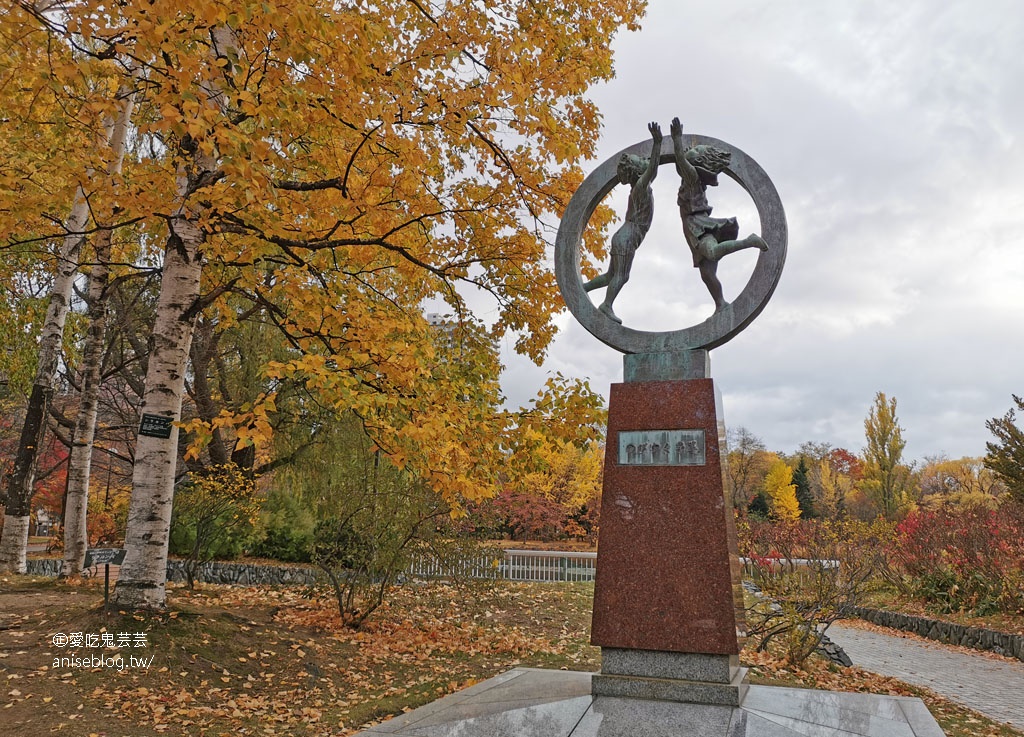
[670,117,767,311]
[583,121,663,324]
[554,120,787,355]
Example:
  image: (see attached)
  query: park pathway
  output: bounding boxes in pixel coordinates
[826,622,1024,729]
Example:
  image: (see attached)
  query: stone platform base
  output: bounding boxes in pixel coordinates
[355,668,945,737]
[592,649,748,706]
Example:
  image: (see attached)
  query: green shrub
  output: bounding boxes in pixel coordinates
[169,465,261,587]
[251,488,315,562]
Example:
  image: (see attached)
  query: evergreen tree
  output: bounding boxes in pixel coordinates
[747,492,770,519]
[984,394,1024,503]
[792,457,816,518]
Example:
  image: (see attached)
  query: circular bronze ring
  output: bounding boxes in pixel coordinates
[555,133,787,354]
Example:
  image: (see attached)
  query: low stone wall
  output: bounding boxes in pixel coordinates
[165,561,319,586]
[851,606,1024,662]
[25,558,62,577]
[25,558,319,587]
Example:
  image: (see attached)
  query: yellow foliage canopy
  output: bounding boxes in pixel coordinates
[1,0,644,506]
[764,456,801,524]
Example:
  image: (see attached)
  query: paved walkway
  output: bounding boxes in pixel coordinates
[827,622,1024,729]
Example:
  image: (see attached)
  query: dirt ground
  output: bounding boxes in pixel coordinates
[1,578,171,736]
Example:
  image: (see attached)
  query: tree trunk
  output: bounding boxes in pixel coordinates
[0,191,88,573]
[188,317,230,467]
[61,229,111,576]
[111,218,203,608]
[111,24,233,609]
[61,77,137,577]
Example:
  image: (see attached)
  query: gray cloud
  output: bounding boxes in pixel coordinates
[500,0,1024,463]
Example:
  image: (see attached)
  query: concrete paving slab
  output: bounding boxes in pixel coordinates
[354,668,946,737]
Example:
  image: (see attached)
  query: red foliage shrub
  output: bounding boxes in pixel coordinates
[459,488,600,544]
[888,502,1024,614]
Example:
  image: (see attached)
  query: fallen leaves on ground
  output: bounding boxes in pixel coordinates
[3,575,1019,737]
[1,577,598,736]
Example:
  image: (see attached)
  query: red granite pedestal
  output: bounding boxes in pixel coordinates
[590,376,748,704]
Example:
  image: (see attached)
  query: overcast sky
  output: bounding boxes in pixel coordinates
[499,0,1024,463]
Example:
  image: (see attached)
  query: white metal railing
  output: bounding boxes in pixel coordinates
[502,549,597,582]
[409,551,838,584]
[406,551,503,580]
[741,557,840,583]
[408,549,598,583]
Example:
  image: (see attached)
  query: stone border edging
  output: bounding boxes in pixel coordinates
[24,558,320,586]
[851,606,1024,662]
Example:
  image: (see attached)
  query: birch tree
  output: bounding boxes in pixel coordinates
[0,196,87,572]
[0,2,145,571]
[62,72,140,576]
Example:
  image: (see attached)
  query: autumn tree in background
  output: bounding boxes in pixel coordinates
[763,456,800,524]
[984,394,1024,503]
[3,1,644,607]
[725,426,772,512]
[485,437,604,543]
[918,455,1005,509]
[860,392,914,519]
[483,371,606,542]
[812,458,848,518]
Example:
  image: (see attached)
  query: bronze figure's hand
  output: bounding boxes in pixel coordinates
[670,117,683,138]
[648,121,663,142]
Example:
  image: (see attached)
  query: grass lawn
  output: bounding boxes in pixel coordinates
[1,574,1020,736]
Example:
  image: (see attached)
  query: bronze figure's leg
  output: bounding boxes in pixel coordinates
[707,233,767,261]
[696,236,728,310]
[599,252,633,324]
[583,272,610,292]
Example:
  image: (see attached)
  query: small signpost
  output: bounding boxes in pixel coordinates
[138,413,174,439]
[84,548,126,609]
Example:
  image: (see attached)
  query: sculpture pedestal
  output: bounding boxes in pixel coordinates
[590,355,747,704]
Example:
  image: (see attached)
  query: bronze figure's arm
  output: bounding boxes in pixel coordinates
[670,117,698,188]
[636,121,663,190]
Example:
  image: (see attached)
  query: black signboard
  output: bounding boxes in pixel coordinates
[139,413,174,439]
[84,548,126,567]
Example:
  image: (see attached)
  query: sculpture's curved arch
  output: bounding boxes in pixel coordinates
[555,134,787,354]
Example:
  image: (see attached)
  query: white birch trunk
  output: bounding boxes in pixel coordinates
[111,215,203,608]
[111,24,235,609]
[61,230,111,576]
[0,515,31,572]
[0,190,89,573]
[62,78,137,577]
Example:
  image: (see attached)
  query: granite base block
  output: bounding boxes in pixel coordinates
[591,667,749,707]
[600,649,738,683]
[591,379,746,656]
[355,668,947,737]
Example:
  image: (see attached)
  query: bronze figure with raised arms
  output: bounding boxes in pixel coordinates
[583,121,663,324]
[670,117,767,311]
